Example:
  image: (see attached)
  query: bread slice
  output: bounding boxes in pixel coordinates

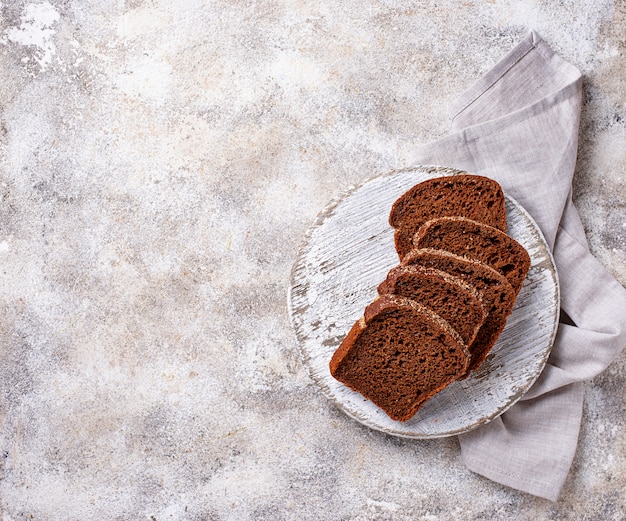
[412,217,530,296]
[329,294,470,422]
[400,248,517,374]
[389,174,507,260]
[377,265,487,347]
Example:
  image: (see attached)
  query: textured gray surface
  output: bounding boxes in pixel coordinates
[0,1,624,520]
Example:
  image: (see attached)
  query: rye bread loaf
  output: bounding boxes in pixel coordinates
[389,174,507,260]
[377,265,487,347]
[400,248,518,374]
[412,217,530,296]
[329,294,470,422]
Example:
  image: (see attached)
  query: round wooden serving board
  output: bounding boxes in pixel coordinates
[288,166,560,438]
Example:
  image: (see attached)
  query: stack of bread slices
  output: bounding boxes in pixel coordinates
[329,174,531,422]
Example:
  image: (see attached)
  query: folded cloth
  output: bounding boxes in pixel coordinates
[410,30,626,501]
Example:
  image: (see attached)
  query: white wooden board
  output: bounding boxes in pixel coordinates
[288,166,560,438]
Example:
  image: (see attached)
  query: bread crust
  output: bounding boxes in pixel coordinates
[377,264,487,347]
[389,174,506,260]
[400,248,518,375]
[329,295,470,422]
[413,216,530,295]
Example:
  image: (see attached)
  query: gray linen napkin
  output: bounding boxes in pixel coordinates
[410,30,626,501]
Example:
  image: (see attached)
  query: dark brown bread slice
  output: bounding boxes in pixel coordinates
[329,294,470,422]
[377,265,487,347]
[400,248,517,374]
[389,174,507,260]
[412,217,530,296]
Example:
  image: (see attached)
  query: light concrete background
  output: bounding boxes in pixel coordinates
[0,1,624,519]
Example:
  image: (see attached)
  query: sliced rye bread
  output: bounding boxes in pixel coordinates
[329,294,470,422]
[389,174,507,260]
[377,265,487,348]
[399,248,518,374]
[412,216,530,296]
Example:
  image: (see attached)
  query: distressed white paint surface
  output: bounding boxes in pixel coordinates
[289,166,559,437]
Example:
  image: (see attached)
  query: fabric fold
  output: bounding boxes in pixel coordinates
[410,30,626,501]
[460,382,585,501]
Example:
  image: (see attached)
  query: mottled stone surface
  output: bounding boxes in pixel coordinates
[0,1,624,519]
